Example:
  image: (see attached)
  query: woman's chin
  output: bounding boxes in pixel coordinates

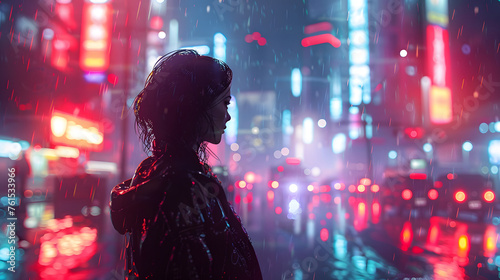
[206,135,222,145]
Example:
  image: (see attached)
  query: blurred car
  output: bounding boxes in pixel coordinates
[268,163,314,233]
[380,173,438,218]
[435,173,496,221]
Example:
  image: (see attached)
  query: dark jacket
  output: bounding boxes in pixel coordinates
[110,148,262,279]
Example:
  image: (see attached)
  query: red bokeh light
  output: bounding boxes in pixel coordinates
[319,185,331,192]
[320,228,329,242]
[357,185,365,193]
[107,73,118,85]
[267,190,274,201]
[149,16,164,30]
[409,173,427,180]
[359,178,371,186]
[320,194,331,203]
[244,172,256,183]
[455,191,466,202]
[244,34,253,43]
[333,197,341,205]
[428,189,438,200]
[252,32,261,40]
[402,189,413,200]
[484,191,495,202]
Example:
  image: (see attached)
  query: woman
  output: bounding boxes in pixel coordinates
[110,50,262,279]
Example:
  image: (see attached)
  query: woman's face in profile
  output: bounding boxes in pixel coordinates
[202,88,232,144]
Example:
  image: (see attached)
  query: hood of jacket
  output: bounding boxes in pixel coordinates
[109,147,205,234]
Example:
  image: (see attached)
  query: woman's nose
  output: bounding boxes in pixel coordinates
[225,111,231,122]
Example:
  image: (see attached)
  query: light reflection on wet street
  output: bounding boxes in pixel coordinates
[238,189,500,280]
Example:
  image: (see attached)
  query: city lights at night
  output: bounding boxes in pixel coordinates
[1,0,500,279]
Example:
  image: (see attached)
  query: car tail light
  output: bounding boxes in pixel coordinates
[402,189,413,200]
[371,184,380,193]
[334,183,345,191]
[357,185,366,193]
[484,191,495,202]
[428,189,438,200]
[454,191,466,202]
[409,173,427,180]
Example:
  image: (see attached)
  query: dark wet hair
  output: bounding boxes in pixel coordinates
[132,49,232,163]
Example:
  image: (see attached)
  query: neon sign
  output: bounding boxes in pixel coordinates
[348,0,370,106]
[80,1,112,71]
[50,111,103,151]
[426,25,452,124]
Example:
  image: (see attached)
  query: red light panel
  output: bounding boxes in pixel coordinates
[80,2,112,71]
[409,173,427,180]
[285,157,301,165]
[426,25,452,124]
[301,34,341,48]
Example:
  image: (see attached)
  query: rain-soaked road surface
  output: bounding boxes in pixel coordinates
[242,191,500,280]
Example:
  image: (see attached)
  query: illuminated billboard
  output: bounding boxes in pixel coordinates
[79,1,112,72]
[50,111,104,151]
[426,25,452,124]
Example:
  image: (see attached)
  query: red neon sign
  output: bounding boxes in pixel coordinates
[426,25,452,124]
[80,2,112,71]
[301,34,341,48]
[50,111,104,151]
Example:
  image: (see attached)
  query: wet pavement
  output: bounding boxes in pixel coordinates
[243,191,500,280]
[4,189,500,280]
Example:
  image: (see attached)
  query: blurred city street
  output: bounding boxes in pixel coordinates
[1,0,500,279]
